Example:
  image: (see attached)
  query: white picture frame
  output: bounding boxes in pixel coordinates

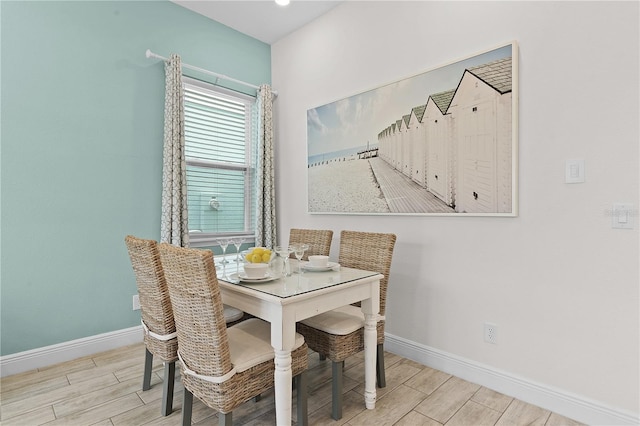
[306,41,519,216]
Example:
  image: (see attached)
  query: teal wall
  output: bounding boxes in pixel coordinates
[0,1,271,355]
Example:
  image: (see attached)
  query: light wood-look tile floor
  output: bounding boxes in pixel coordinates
[0,343,584,425]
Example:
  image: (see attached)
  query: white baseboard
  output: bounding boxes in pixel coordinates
[0,326,143,378]
[2,328,637,425]
[385,333,639,426]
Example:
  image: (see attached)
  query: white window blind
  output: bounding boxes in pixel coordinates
[183,77,256,247]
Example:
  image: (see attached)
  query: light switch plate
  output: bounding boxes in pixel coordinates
[565,159,585,183]
[612,203,634,229]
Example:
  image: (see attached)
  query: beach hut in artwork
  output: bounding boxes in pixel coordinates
[447,57,513,213]
[388,123,396,166]
[408,104,427,186]
[424,90,455,204]
[400,114,412,178]
[378,123,397,168]
[393,119,403,171]
[383,124,394,164]
[378,128,387,162]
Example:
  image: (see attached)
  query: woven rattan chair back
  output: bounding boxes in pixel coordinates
[288,228,333,260]
[124,235,177,416]
[338,230,396,317]
[296,230,396,420]
[158,243,309,426]
[158,244,232,379]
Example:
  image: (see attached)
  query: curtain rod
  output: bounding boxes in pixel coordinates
[145,49,277,96]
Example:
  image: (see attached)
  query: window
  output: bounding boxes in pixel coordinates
[183,77,256,247]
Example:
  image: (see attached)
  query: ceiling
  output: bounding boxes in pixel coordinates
[172,1,344,45]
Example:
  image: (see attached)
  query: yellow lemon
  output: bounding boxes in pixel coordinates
[262,253,271,263]
[251,253,263,263]
[253,247,265,256]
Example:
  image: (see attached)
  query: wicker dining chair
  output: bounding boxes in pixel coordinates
[288,228,333,260]
[125,236,247,416]
[157,243,309,426]
[296,230,396,420]
[124,235,178,416]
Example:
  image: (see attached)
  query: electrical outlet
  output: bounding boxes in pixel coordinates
[484,323,498,344]
[132,294,141,311]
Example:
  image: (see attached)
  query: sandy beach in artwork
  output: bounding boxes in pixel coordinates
[308,158,390,213]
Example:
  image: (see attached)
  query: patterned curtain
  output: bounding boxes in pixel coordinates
[255,84,276,248]
[160,54,189,247]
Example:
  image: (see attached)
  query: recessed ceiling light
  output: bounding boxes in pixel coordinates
[275,0,290,6]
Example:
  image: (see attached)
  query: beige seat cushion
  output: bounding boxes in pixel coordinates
[227,318,305,372]
[223,305,244,323]
[300,305,365,335]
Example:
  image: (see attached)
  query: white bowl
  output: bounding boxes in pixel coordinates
[308,255,329,268]
[243,262,269,278]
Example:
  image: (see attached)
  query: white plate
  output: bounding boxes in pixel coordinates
[301,261,340,272]
[229,272,278,283]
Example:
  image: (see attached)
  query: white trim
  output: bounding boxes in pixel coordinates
[141,320,176,341]
[2,327,637,425]
[178,351,237,384]
[385,333,639,426]
[0,326,143,378]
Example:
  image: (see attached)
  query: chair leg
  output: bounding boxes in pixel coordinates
[161,361,175,416]
[331,361,344,420]
[376,343,386,388]
[142,348,153,391]
[295,371,308,426]
[219,412,232,426]
[182,388,193,426]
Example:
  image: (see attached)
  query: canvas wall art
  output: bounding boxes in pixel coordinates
[307,42,518,216]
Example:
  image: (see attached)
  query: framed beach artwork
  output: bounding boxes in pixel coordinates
[306,41,518,216]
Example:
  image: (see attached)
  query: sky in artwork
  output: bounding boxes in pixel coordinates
[306,44,513,159]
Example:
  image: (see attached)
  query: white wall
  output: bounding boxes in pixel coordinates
[271,0,639,420]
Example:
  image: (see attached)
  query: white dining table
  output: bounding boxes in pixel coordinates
[218,260,382,426]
